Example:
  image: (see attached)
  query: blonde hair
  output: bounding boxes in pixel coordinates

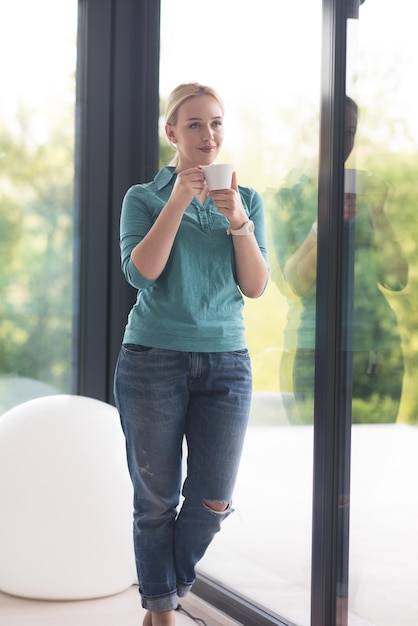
[165,82,224,166]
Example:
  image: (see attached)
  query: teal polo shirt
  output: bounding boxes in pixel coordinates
[120,167,268,352]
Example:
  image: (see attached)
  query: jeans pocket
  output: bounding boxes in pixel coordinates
[228,348,250,359]
[121,343,155,355]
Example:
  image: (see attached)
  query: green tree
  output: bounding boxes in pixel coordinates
[0,106,74,393]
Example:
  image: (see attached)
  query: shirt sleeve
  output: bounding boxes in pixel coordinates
[240,186,269,263]
[119,185,157,290]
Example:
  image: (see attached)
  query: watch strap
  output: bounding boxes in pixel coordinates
[226,220,255,236]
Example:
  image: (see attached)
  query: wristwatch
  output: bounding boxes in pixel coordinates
[226,220,255,236]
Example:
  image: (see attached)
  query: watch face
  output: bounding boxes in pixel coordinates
[241,221,254,234]
[238,221,254,234]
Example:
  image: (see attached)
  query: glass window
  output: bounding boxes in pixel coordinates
[0,1,77,412]
[345,1,418,624]
[160,2,322,623]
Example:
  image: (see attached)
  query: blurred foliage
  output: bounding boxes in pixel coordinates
[255,154,418,425]
[355,153,418,424]
[1,99,417,424]
[0,106,74,395]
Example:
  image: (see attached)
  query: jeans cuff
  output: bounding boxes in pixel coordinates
[177,581,193,598]
[141,590,178,612]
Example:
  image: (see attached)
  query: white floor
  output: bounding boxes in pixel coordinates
[198,421,418,626]
[0,586,241,626]
[1,393,418,626]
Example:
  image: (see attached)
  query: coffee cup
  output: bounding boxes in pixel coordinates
[202,163,233,191]
[344,168,367,194]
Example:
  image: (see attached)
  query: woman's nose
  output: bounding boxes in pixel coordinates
[202,126,214,141]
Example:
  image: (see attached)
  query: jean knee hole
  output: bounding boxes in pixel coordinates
[203,499,231,514]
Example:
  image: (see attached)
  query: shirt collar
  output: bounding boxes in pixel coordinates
[155,166,177,191]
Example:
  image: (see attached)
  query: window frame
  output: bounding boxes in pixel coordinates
[74,0,160,402]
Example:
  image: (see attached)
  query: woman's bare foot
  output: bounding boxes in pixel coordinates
[142,609,175,626]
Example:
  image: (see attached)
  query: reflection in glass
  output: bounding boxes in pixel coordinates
[346,1,418,625]
[0,2,77,412]
[271,95,407,426]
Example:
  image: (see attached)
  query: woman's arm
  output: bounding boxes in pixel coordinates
[230,230,269,298]
[283,225,318,296]
[129,167,205,280]
[365,176,408,290]
[210,173,268,298]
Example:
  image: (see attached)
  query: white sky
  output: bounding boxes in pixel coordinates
[0,0,417,176]
[159,0,418,182]
[0,1,77,116]
[159,0,321,104]
[1,0,417,114]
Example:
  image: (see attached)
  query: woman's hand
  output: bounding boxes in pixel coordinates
[130,167,205,281]
[209,172,249,229]
[210,171,268,298]
[343,193,357,222]
[171,166,206,208]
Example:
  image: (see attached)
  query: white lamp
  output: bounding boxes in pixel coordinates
[0,394,136,600]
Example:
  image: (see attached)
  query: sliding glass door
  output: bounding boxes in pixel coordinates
[159,1,418,625]
[159,2,322,624]
[345,2,418,625]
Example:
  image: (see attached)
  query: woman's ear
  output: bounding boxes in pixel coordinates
[165,124,177,143]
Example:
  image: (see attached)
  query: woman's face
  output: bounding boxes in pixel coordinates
[166,94,224,170]
[344,103,358,162]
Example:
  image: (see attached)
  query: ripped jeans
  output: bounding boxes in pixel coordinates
[113,345,252,612]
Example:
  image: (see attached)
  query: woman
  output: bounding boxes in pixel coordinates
[114,82,268,626]
[271,96,408,425]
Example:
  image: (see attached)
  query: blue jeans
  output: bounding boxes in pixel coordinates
[113,345,252,612]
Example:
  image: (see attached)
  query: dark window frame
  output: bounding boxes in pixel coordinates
[311,0,350,624]
[74,0,160,402]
